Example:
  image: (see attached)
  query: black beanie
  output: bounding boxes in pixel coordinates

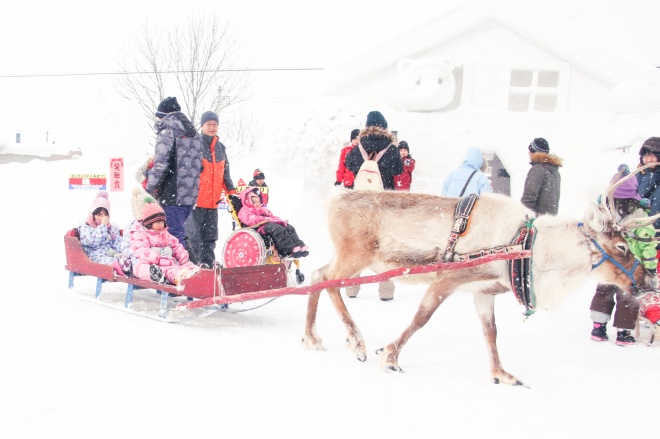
[528,138,550,154]
[253,168,265,180]
[639,137,660,157]
[200,111,219,126]
[155,97,181,118]
[365,111,388,129]
[350,129,360,141]
[398,141,409,152]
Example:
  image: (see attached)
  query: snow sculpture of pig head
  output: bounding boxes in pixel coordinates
[395,57,456,112]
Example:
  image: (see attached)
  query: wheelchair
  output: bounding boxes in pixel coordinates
[221,192,305,285]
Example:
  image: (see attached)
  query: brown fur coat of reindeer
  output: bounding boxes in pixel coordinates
[303,169,658,386]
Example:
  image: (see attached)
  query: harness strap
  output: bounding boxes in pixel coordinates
[453,244,524,262]
[579,223,640,287]
[443,194,479,262]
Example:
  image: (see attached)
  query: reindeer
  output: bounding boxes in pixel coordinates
[303,165,659,386]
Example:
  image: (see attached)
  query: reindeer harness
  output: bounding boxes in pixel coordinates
[578,222,640,288]
[509,219,537,316]
[443,195,538,316]
[443,194,479,262]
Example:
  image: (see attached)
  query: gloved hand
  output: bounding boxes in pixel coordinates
[334,181,341,186]
[618,163,630,176]
[106,248,118,257]
[159,257,172,267]
[640,198,651,208]
[179,253,189,264]
[159,247,173,257]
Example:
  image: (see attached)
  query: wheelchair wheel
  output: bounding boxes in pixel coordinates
[222,229,266,268]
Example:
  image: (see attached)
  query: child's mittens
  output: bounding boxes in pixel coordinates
[179,253,189,264]
[106,248,118,257]
[159,257,173,266]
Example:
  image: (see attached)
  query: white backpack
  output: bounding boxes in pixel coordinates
[353,143,389,191]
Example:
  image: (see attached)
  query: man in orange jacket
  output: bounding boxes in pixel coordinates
[185,111,235,268]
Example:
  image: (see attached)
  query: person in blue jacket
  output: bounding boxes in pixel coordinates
[636,136,660,234]
[441,147,493,197]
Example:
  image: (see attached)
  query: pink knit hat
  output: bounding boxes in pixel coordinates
[142,201,166,229]
[86,191,111,227]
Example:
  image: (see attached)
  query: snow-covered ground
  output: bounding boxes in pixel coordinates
[2,154,660,439]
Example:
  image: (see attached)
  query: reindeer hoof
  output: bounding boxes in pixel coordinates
[375,348,384,355]
[301,336,324,351]
[493,377,528,388]
[356,352,367,362]
[386,365,404,373]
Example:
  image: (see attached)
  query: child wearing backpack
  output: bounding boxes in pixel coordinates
[345,111,403,191]
[79,191,132,276]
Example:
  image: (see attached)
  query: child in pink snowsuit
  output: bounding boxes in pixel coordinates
[130,200,199,285]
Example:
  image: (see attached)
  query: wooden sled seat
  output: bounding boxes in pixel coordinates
[65,228,288,317]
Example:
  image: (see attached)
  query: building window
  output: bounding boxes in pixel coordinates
[508,69,560,112]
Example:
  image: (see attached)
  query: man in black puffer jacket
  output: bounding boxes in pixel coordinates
[146,96,203,249]
[345,111,403,190]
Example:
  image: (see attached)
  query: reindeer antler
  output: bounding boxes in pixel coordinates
[599,162,659,230]
[619,213,660,231]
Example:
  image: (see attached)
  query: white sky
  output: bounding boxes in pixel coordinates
[0,0,658,150]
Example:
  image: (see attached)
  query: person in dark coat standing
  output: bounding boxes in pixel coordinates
[393,141,416,191]
[345,111,403,191]
[520,138,562,216]
[344,111,403,301]
[146,96,203,249]
[636,137,660,233]
[184,110,235,268]
[335,129,360,189]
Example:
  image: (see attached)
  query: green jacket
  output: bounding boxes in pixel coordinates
[626,219,658,270]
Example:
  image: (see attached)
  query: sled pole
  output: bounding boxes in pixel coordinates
[180,250,531,310]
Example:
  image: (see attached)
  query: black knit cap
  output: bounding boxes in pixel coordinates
[155,96,181,118]
[398,141,409,151]
[528,137,549,154]
[350,129,360,141]
[639,137,660,156]
[200,111,219,126]
[365,111,388,129]
[253,168,265,180]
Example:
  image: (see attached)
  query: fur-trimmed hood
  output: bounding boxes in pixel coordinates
[360,126,397,147]
[529,152,563,167]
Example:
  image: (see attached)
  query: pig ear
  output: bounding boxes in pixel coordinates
[398,58,413,72]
